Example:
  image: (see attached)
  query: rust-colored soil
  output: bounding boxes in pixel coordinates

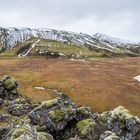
[0,57,140,116]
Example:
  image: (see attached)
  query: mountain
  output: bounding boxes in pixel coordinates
[93,33,139,48]
[0,27,140,58]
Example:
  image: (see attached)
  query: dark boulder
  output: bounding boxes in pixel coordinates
[0,76,19,100]
[100,106,140,139]
[0,114,8,122]
[7,97,33,116]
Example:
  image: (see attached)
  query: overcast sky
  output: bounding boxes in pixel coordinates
[0,0,139,41]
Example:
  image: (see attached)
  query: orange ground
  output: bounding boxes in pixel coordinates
[0,57,140,116]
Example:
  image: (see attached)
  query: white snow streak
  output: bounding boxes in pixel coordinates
[18,39,40,57]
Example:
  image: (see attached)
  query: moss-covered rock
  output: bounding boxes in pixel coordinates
[32,99,58,112]
[0,76,19,100]
[99,131,119,140]
[76,118,95,138]
[100,106,140,138]
[6,124,54,140]
[100,111,109,123]
[7,97,33,116]
[77,106,91,116]
[38,132,54,140]
[3,76,18,90]
[48,108,66,122]
[13,97,27,104]
[48,107,76,122]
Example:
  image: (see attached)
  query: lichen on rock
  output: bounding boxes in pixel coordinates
[0,76,19,100]
[99,131,119,140]
[48,107,76,123]
[6,124,54,140]
[32,98,58,112]
[100,106,140,139]
[6,97,33,116]
[3,76,18,91]
[76,118,95,139]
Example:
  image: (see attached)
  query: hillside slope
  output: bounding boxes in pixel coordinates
[0,37,105,58]
[0,27,140,57]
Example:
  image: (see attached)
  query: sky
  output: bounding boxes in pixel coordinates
[0,0,139,42]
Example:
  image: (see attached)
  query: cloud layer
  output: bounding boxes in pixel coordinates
[0,0,139,41]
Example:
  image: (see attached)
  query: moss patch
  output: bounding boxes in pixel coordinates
[76,119,95,136]
[32,99,58,112]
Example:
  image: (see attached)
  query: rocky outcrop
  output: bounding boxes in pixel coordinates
[6,97,33,116]
[99,131,119,140]
[0,76,19,100]
[100,106,140,139]
[0,76,140,140]
[6,124,54,140]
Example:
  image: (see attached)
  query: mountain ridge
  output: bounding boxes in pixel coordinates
[0,27,140,57]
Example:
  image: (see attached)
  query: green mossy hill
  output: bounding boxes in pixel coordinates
[0,37,104,58]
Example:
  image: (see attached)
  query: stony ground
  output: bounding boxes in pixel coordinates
[0,57,140,117]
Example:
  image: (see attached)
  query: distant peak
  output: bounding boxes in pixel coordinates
[93,33,139,45]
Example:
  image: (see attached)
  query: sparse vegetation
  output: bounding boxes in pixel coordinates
[0,37,106,58]
[0,58,140,117]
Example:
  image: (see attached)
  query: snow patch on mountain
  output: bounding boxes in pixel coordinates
[18,39,40,57]
[93,33,139,47]
[0,27,139,54]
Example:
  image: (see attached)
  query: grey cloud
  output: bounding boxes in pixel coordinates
[0,0,139,41]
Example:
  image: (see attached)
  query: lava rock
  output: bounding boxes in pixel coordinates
[0,76,19,100]
[99,131,119,140]
[3,76,18,90]
[0,114,8,122]
[0,98,4,105]
[75,118,96,139]
[100,106,140,139]
[29,97,77,132]
[6,124,54,140]
[7,97,33,116]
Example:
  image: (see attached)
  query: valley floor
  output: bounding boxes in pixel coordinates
[0,57,140,116]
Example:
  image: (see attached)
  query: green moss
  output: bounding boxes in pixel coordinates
[3,76,17,90]
[7,125,29,140]
[6,125,54,140]
[48,107,76,122]
[32,99,58,112]
[76,119,95,136]
[38,132,54,140]
[77,107,91,116]
[48,108,66,122]
[100,111,109,123]
[14,97,27,104]
[66,107,76,115]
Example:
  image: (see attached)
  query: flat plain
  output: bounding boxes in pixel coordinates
[0,57,140,116]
